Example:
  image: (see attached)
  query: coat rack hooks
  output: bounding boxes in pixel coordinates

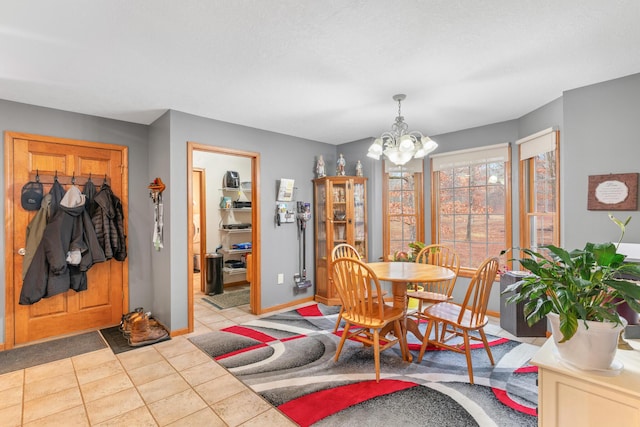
[27,171,109,186]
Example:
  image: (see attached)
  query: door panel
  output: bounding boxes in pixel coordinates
[7,133,127,345]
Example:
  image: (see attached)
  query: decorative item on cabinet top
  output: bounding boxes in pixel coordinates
[336,153,346,176]
[316,155,326,178]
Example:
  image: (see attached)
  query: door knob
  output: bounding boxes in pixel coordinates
[18,248,26,256]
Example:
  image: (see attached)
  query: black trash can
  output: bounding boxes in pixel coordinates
[205,253,224,295]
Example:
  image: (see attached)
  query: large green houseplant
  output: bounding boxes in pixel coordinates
[502,215,640,369]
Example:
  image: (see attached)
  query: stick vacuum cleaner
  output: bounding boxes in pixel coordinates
[295,202,312,292]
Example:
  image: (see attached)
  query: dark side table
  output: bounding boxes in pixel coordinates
[499,271,547,337]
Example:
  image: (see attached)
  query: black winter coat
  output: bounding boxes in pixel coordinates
[20,200,106,305]
[92,185,127,261]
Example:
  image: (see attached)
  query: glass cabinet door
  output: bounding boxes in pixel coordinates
[331,181,348,247]
[353,180,367,258]
[315,180,327,260]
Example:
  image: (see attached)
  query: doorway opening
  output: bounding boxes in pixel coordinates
[187,142,261,333]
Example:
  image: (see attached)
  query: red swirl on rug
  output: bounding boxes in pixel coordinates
[279,379,417,427]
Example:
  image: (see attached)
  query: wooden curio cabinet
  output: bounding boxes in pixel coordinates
[313,176,367,305]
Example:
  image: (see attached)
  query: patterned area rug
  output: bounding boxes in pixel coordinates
[202,286,250,309]
[189,304,539,426]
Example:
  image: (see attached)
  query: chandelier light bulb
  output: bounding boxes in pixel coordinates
[398,135,414,152]
[367,138,384,159]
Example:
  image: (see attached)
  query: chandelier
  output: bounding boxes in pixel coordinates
[367,94,438,166]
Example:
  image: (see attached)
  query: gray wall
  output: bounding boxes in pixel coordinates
[148,112,173,327]
[0,99,151,343]
[162,110,335,330]
[563,73,640,248]
[1,71,639,342]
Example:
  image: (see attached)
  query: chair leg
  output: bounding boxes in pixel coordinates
[478,328,495,365]
[334,322,351,362]
[373,328,380,383]
[333,306,344,333]
[462,331,474,384]
[417,318,435,362]
[432,320,439,344]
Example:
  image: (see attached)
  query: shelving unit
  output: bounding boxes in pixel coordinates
[219,186,252,284]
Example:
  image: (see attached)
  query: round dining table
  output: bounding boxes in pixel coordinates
[367,261,456,361]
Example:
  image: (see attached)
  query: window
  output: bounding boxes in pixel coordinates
[431,143,511,275]
[383,160,424,260]
[517,128,560,253]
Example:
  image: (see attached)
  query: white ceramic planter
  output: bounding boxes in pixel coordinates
[547,312,626,371]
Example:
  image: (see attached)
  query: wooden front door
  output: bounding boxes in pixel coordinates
[5,132,128,346]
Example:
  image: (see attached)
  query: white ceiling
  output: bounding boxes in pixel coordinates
[1,1,639,145]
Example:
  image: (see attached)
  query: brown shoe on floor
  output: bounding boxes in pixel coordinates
[128,313,169,347]
[119,307,144,334]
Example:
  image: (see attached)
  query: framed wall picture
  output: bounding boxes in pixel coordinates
[277,178,295,202]
[587,173,638,211]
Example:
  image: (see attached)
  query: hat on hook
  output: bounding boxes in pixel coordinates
[21,181,44,211]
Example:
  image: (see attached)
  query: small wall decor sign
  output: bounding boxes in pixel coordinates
[587,173,638,210]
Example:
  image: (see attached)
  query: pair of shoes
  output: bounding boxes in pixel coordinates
[128,312,169,347]
[119,307,144,335]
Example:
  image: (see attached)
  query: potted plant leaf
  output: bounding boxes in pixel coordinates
[501,214,640,371]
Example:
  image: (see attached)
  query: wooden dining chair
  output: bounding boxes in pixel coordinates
[417,256,500,384]
[407,244,460,315]
[331,257,407,382]
[330,244,389,332]
[331,243,362,261]
[330,244,361,332]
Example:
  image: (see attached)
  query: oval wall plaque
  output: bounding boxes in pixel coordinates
[595,180,629,205]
